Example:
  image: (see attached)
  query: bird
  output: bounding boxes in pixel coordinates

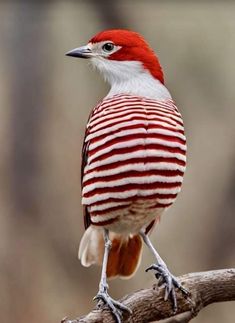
[66,29,188,322]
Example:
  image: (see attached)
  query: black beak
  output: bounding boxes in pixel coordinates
[65,46,93,59]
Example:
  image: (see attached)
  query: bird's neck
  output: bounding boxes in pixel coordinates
[91,58,172,100]
[106,72,172,100]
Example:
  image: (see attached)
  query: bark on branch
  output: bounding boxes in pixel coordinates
[62,268,235,323]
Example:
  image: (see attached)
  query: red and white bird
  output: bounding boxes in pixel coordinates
[66,29,188,322]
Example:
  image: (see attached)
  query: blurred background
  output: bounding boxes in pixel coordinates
[0,1,235,322]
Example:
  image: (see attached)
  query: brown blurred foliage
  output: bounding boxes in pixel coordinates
[0,1,234,323]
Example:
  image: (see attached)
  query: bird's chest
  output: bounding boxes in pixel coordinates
[82,96,186,230]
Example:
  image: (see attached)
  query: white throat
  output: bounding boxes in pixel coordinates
[91,57,172,100]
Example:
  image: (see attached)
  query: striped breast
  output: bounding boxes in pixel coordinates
[82,94,186,230]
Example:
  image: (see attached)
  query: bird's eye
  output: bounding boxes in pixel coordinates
[102,43,114,52]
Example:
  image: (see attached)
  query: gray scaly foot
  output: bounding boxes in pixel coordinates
[94,282,131,323]
[146,263,189,313]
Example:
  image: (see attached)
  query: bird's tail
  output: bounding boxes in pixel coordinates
[78,226,143,279]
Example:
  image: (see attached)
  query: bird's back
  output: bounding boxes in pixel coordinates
[82,94,186,233]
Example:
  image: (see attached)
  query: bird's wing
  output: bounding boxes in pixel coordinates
[81,133,91,229]
[81,108,95,230]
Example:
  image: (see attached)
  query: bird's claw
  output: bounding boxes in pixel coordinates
[94,290,131,323]
[146,263,189,313]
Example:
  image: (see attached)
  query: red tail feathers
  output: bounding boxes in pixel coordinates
[107,234,142,278]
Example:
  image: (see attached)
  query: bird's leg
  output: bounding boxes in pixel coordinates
[94,229,131,323]
[140,230,189,313]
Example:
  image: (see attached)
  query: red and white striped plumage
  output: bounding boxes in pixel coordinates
[82,94,186,233]
[67,28,188,277]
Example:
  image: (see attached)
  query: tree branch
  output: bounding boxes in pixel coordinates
[62,268,235,323]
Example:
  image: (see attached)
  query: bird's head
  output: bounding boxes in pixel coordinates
[66,29,164,86]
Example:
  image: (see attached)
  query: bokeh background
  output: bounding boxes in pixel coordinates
[1,1,235,322]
